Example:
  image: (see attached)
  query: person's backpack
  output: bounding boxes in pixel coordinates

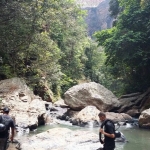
[0,115,9,133]
[99,119,121,143]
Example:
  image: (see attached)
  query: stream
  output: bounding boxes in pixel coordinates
[16,121,150,150]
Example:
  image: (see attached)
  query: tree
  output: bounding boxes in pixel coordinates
[0,0,91,98]
[47,0,89,93]
[84,38,105,82]
[95,0,150,93]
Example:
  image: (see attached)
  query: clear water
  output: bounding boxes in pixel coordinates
[18,122,150,150]
[118,127,150,150]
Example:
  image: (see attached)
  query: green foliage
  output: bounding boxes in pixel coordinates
[0,64,14,79]
[0,0,90,98]
[60,74,77,96]
[95,0,150,94]
[84,38,105,82]
[83,37,125,96]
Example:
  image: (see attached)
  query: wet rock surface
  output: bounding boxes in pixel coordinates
[18,128,102,150]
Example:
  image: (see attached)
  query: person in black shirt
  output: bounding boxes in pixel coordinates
[0,107,15,150]
[98,112,115,150]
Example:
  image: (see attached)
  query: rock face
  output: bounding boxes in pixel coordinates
[77,0,113,36]
[64,82,120,111]
[117,88,150,117]
[85,0,113,36]
[0,78,52,129]
[76,0,104,7]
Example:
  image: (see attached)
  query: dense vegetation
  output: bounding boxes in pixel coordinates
[95,0,150,94]
[0,0,103,100]
[1,0,150,100]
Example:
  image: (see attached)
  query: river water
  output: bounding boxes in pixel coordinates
[23,122,150,150]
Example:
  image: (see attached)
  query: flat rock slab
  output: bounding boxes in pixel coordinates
[8,143,17,150]
[18,127,103,150]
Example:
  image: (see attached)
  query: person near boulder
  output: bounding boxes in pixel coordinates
[98,112,115,150]
[0,107,15,150]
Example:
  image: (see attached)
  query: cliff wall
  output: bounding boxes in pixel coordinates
[76,0,113,36]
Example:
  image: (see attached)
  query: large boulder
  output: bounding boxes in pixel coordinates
[76,106,100,122]
[68,106,132,127]
[0,78,52,129]
[58,105,132,127]
[139,108,150,129]
[64,82,120,111]
[104,112,132,123]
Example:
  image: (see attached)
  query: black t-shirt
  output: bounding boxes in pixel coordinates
[0,114,15,138]
[103,120,115,149]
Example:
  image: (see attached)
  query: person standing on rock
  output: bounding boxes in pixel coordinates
[98,112,115,150]
[0,107,15,150]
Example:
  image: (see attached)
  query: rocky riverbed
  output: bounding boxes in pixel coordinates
[7,127,102,150]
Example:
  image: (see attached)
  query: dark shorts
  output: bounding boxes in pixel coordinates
[103,148,115,150]
[98,148,114,150]
[103,146,115,150]
[97,147,115,150]
[0,138,8,150]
